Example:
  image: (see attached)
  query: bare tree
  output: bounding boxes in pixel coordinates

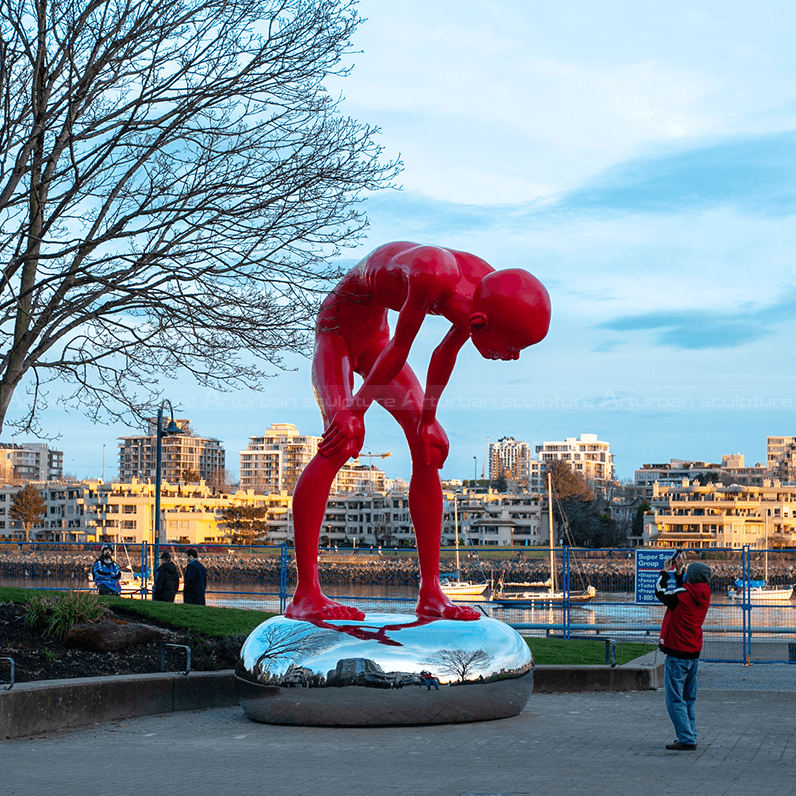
[423,648,495,682]
[0,0,399,434]
[547,460,595,501]
[250,622,335,681]
[207,467,236,494]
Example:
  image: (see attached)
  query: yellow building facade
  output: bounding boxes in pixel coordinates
[644,479,796,549]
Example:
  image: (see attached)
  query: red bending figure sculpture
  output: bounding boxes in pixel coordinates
[285,242,551,622]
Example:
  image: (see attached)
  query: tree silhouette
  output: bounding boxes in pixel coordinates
[250,623,335,681]
[547,460,594,501]
[0,0,399,435]
[423,648,495,682]
[220,504,269,545]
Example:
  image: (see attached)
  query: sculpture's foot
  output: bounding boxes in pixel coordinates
[285,591,365,621]
[415,592,480,621]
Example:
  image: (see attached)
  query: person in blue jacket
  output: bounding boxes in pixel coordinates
[655,554,712,751]
[92,545,122,595]
[183,548,207,605]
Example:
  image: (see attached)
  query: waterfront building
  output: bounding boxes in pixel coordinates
[317,488,548,549]
[719,453,768,487]
[767,436,796,482]
[644,479,796,549]
[118,419,225,486]
[240,423,319,493]
[635,455,769,498]
[488,437,532,487]
[445,490,546,547]
[0,442,63,483]
[635,459,723,496]
[239,423,387,495]
[535,433,614,490]
[0,479,289,546]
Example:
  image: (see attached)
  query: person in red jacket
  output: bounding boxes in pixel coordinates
[655,555,712,751]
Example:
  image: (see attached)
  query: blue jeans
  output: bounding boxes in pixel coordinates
[664,656,699,745]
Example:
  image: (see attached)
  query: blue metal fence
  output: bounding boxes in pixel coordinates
[2,541,794,664]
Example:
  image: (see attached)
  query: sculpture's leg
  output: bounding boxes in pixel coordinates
[377,369,479,621]
[285,333,365,621]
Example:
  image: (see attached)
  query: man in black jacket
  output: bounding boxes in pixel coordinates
[153,551,180,602]
[183,548,207,605]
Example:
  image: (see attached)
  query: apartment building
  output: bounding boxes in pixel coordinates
[118,419,225,485]
[635,459,722,495]
[635,455,769,498]
[240,423,318,493]
[0,480,289,546]
[314,488,547,549]
[0,442,63,483]
[644,479,796,549]
[488,437,532,487]
[239,423,388,495]
[536,433,614,490]
[0,477,556,549]
[450,490,546,547]
[767,436,796,482]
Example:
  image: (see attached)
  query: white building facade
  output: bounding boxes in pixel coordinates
[535,433,614,490]
[239,423,387,495]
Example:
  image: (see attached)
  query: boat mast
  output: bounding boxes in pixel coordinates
[454,494,460,578]
[764,519,769,582]
[547,471,555,595]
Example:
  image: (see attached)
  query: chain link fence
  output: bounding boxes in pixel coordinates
[2,541,794,664]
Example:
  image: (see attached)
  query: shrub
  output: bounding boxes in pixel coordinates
[25,591,106,640]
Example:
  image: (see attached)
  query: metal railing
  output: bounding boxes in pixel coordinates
[2,541,795,664]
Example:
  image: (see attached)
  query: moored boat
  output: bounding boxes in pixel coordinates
[727,579,795,602]
[440,578,490,596]
[491,583,596,607]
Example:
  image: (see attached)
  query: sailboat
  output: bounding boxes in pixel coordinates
[440,494,490,597]
[727,580,794,602]
[727,536,794,601]
[490,473,596,607]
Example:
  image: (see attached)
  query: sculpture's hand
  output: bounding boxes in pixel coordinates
[319,409,365,459]
[418,419,449,469]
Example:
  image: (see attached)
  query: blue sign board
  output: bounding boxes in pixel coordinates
[635,550,676,604]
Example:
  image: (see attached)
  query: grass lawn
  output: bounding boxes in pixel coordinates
[0,586,275,638]
[525,636,656,666]
[1,587,654,664]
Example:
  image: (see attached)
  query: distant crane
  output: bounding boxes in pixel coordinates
[354,450,391,465]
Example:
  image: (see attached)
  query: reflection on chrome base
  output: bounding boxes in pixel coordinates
[236,613,533,726]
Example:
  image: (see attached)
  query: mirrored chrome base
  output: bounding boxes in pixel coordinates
[236,612,533,726]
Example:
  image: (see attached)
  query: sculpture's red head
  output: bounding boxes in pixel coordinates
[469,269,551,361]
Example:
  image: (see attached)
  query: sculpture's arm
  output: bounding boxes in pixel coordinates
[416,324,470,467]
[421,324,469,424]
[318,295,430,459]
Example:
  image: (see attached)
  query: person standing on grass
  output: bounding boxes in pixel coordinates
[153,551,180,602]
[655,555,712,751]
[183,548,207,605]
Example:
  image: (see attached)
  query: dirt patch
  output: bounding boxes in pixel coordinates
[0,602,244,683]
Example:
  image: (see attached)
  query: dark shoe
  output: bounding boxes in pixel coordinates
[666,742,697,751]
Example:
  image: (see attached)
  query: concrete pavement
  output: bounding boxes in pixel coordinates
[2,663,795,796]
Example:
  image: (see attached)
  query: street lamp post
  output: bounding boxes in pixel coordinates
[153,400,181,573]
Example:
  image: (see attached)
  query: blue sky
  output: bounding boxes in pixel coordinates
[10,0,796,482]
